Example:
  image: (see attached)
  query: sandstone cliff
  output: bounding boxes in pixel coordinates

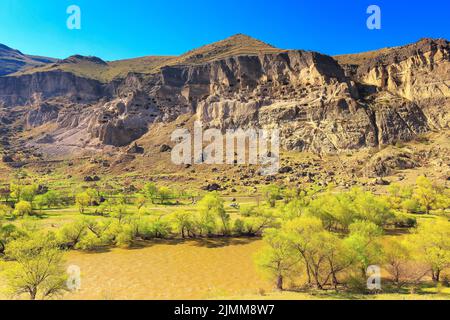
[0,35,448,156]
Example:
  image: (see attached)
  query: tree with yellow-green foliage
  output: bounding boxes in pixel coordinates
[57,219,89,249]
[85,188,100,206]
[0,223,25,255]
[110,204,131,223]
[2,233,67,300]
[13,201,33,218]
[144,183,158,204]
[305,188,394,232]
[135,194,147,209]
[197,192,229,235]
[255,228,298,290]
[344,220,384,279]
[20,184,39,204]
[0,204,12,219]
[383,238,413,288]
[75,192,90,214]
[9,183,23,202]
[172,210,195,238]
[413,176,443,214]
[263,184,282,208]
[282,216,351,289]
[412,220,450,283]
[158,186,172,205]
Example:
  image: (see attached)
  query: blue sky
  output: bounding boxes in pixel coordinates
[0,0,449,61]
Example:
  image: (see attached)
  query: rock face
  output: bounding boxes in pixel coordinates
[0,36,448,155]
[340,38,450,129]
[0,71,109,106]
[363,148,418,177]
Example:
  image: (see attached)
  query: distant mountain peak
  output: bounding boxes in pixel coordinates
[223,33,276,47]
[170,33,283,66]
[62,55,108,66]
[0,43,23,55]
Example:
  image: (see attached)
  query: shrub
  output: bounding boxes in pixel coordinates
[0,204,13,219]
[13,201,33,218]
[393,213,417,228]
[233,219,245,235]
[401,198,422,214]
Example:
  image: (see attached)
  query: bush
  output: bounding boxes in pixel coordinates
[76,232,104,250]
[115,225,134,248]
[138,217,171,239]
[401,198,422,214]
[393,213,417,228]
[0,204,13,219]
[233,219,245,235]
[13,201,33,218]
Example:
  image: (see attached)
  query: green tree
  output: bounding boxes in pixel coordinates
[9,183,23,202]
[0,223,24,255]
[2,233,67,300]
[57,219,89,249]
[172,211,195,238]
[0,204,12,220]
[412,220,450,282]
[43,190,61,209]
[282,199,304,220]
[344,221,383,278]
[197,192,229,235]
[20,185,39,204]
[282,216,351,289]
[383,238,413,288]
[144,183,158,204]
[158,186,172,205]
[351,189,394,227]
[110,205,130,223]
[75,193,90,214]
[255,228,298,290]
[263,185,282,208]
[135,194,147,209]
[283,188,298,204]
[34,195,47,213]
[85,188,100,206]
[413,176,439,214]
[13,201,33,218]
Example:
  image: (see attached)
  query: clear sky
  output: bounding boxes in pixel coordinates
[0,0,449,61]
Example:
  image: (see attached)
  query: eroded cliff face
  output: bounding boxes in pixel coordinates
[350,38,450,129]
[0,71,110,106]
[0,38,448,155]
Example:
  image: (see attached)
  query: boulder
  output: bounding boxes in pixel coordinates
[1,155,13,163]
[160,144,172,153]
[202,183,221,192]
[127,143,144,154]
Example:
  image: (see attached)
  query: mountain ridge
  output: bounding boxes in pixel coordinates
[1,35,447,81]
[0,43,57,77]
[0,35,448,165]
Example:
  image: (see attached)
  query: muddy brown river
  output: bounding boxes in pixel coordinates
[65,238,270,300]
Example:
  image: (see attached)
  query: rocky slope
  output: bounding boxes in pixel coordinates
[0,35,448,160]
[0,43,56,77]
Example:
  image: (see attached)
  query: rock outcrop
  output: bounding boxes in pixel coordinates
[340,38,450,129]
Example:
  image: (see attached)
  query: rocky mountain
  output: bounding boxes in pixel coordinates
[0,35,448,160]
[0,43,56,77]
